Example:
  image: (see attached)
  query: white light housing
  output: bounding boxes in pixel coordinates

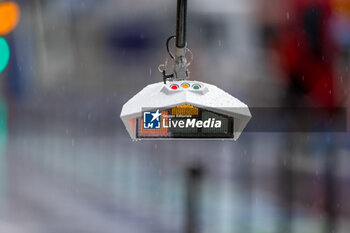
[120,81,251,140]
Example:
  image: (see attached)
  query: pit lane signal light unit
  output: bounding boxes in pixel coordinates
[120,0,251,140]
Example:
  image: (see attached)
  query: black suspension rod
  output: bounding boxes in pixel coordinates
[176,0,187,48]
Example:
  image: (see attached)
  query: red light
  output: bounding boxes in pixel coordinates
[171,85,179,90]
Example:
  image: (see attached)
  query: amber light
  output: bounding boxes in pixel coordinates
[182,83,190,89]
[0,2,20,36]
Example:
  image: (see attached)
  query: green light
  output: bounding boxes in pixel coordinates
[193,84,201,90]
[0,37,10,74]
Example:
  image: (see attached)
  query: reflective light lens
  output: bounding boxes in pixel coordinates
[193,84,201,90]
[170,84,179,90]
[182,83,190,89]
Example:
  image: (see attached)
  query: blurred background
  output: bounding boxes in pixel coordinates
[0,0,349,232]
